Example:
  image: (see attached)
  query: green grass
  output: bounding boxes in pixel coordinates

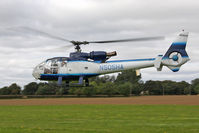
[0,105,199,133]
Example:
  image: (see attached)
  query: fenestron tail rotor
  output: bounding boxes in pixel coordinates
[10,27,165,52]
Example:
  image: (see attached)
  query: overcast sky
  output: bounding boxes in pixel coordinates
[0,0,199,88]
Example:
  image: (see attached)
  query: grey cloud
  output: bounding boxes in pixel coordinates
[0,0,198,87]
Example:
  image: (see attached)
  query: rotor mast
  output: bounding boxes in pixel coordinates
[70,41,89,52]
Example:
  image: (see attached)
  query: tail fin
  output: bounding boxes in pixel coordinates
[155,31,190,72]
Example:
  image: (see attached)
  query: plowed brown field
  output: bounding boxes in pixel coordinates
[0,95,199,105]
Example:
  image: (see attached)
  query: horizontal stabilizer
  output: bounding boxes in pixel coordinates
[154,55,163,71]
[167,66,180,72]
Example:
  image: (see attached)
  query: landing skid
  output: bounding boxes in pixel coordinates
[57,76,89,87]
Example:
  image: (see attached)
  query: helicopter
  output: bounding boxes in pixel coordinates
[31,29,190,86]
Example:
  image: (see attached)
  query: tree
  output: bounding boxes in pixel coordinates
[161,80,178,95]
[56,87,68,95]
[90,81,104,95]
[36,84,56,95]
[191,78,199,94]
[23,82,38,95]
[47,81,68,95]
[68,87,84,96]
[8,83,21,95]
[82,86,97,96]
[101,82,117,96]
[132,83,144,95]
[193,84,199,94]
[117,82,132,96]
[176,81,190,95]
[90,75,116,84]
[144,80,162,95]
[0,86,10,95]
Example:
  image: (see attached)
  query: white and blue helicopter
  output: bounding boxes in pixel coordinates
[32,30,189,86]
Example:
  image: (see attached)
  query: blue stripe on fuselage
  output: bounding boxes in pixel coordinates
[41,73,99,77]
[68,58,155,63]
[106,58,155,63]
[67,58,155,63]
[172,42,186,45]
[40,73,99,80]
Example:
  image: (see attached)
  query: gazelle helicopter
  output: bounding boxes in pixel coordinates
[31,29,190,86]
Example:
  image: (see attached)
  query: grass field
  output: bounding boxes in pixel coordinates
[0,105,199,133]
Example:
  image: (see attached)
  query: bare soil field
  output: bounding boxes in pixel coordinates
[0,95,198,105]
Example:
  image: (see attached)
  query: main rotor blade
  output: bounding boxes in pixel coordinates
[42,45,74,52]
[11,27,71,42]
[88,36,164,44]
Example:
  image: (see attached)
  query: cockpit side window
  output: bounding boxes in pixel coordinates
[46,60,52,68]
[60,57,68,67]
[44,57,68,74]
[61,61,67,67]
[51,59,58,67]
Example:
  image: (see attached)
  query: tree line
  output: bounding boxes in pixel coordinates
[1,69,199,96]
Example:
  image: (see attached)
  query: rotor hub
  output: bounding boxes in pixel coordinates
[70,41,89,52]
[172,55,178,61]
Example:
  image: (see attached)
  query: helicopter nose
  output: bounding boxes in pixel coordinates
[32,61,45,79]
[32,66,41,79]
